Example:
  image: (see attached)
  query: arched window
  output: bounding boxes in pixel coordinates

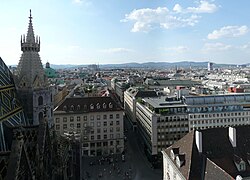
[39,112,43,122]
[96,103,100,109]
[90,104,94,110]
[109,102,113,109]
[77,105,81,110]
[103,103,106,109]
[63,106,67,111]
[38,96,43,106]
[71,105,75,111]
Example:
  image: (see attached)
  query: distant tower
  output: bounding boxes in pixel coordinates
[15,10,54,126]
[208,62,213,71]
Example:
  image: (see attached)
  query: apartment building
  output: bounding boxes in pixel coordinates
[136,93,250,165]
[54,96,124,156]
[136,96,189,165]
[162,126,250,180]
[124,87,157,131]
[185,94,250,131]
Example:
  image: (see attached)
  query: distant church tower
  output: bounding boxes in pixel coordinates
[15,10,53,126]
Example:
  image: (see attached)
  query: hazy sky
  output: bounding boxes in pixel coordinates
[1,0,250,65]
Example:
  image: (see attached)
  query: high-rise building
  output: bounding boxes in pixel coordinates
[208,61,213,71]
[15,10,54,126]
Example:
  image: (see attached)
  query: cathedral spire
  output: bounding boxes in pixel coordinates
[16,10,45,90]
[26,9,35,43]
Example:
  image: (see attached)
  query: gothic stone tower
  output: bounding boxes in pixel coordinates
[15,10,53,126]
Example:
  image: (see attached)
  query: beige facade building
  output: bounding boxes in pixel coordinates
[54,96,124,156]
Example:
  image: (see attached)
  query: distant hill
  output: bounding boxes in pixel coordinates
[61,61,236,69]
[10,61,238,69]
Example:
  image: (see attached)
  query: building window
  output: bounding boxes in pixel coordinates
[97,135,101,139]
[110,121,113,126]
[56,125,60,130]
[96,103,100,109]
[116,114,120,119]
[116,121,120,125]
[117,134,120,138]
[83,123,87,127]
[110,141,113,146]
[104,135,107,139]
[77,116,80,121]
[84,116,87,121]
[97,122,101,127]
[103,115,107,119]
[91,136,94,140]
[116,127,120,132]
[103,142,108,146]
[90,104,94,110]
[97,129,101,133]
[97,115,100,120]
[63,124,67,129]
[70,123,74,128]
[90,122,94,127]
[116,140,120,145]
[63,117,67,122]
[38,96,43,106]
[56,118,60,123]
[109,103,113,108]
[103,103,106,109]
[104,122,107,126]
[110,127,113,132]
[110,134,113,138]
[77,123,80,128]
[90,115,94,120]
[104,128,107,133]
[70,116,74,122]
[110,114,113,119]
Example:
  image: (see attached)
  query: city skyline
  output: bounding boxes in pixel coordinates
[1,0,250,65]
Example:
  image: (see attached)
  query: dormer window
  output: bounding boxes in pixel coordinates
[234,154,246,172]
[96,103,100,109]
[170,147,179,160]
[77,105,80,110]
[63,105,67,111]
[84,105,87,110]
[71,105,74,111]
[109,102,113,109]
[176,154,185,168]
[90,104,94,110]
[103,103,107,109]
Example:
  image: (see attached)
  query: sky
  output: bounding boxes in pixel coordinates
[1,0,250,65]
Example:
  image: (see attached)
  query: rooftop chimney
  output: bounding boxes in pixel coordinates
[229,127,236,148]
[195,131,202,153]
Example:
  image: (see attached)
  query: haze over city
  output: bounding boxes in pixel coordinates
[1,0,250,65]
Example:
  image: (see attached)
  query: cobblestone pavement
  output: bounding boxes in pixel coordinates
[82,154,135,180]
[81,117,162,180]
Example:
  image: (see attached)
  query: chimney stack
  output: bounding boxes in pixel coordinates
[195,131,202,153]
[229,127,236,148]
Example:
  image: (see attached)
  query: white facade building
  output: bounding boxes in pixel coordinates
[136,93,250,165]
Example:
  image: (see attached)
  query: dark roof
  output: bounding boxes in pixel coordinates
[55,96,123,113]
[163,126,250,179]
[126,87,157,98]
